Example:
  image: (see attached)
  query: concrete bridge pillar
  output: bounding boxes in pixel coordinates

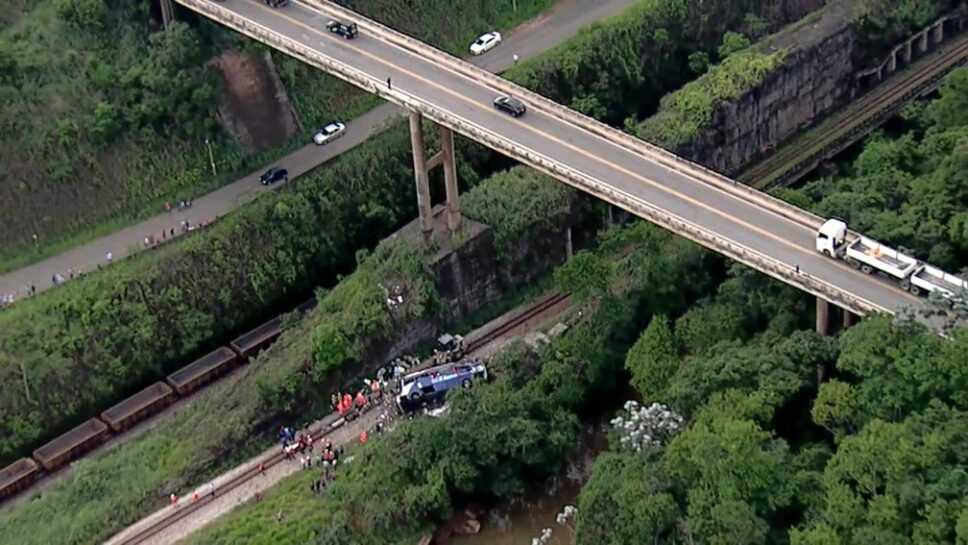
[159,0,175,30]
[932,21,944,44]
[438,125,461,232]
[408,111,434,233]
[887,51,897,73]
[903,41,913,64]
[842,308,856,330]
[565,226,574,259]
[816,297,831,335]
[918,30,929,53]
[408,111,463,234]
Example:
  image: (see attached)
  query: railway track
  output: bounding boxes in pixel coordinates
[740,34,968,188]
[113,290,573,544]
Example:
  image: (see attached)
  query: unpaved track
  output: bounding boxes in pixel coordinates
[0,0,637,300]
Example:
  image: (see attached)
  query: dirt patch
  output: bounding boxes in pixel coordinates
[212,49,303,153]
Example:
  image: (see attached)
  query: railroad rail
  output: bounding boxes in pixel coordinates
[110,290,573,544]
[740,33,968,188]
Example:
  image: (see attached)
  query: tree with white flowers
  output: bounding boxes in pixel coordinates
[610,400,684,453]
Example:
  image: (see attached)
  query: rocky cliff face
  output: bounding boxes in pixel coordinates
[677,1,858,174]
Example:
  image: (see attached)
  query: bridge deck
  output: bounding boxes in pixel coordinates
[180,0,926,318]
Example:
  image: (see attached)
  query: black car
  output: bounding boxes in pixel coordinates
[263,0,289,7]
[260,166,288,185]
[493,95,526,117]
[326,20,358,39]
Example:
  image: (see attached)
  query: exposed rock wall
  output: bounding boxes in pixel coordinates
[212,49,303,153]
[677,1,858,174]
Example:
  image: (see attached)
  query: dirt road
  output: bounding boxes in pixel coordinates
[0,0,638,301]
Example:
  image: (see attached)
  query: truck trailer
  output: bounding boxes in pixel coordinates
[815,218,967,299]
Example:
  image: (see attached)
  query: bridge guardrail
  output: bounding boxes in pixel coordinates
[308,0,828,232]
[177,0,887,317]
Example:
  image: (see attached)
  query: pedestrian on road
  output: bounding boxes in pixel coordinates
[796,264,800,274]
[359,430,368,445]
[512,53,519,65]
[170,493,178,507]
[170,227,175,237]
[387,76,391,89]
[106,252,113,263]
[165,201,171,213]
[30,285,36,295]
[68,269,74,280]
[209,482,216,497]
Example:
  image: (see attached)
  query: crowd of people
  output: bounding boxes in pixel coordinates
[0,199,218,309]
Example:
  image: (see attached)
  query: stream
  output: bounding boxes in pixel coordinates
[451,424,607,545]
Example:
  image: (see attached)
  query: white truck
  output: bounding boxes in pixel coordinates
[815,218,968,299]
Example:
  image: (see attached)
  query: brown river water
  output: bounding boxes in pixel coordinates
[451,424,607,545]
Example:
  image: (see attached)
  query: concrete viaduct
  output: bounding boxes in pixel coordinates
[173,0,942,334]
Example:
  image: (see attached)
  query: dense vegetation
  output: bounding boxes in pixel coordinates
[0,125,419,465]
[186,219,720,545]
[502,0,824,125]
[0,0,809,465]
[851,0,961,64]
[0,0,555,266]
[0,164,577,545]
[773,67,968,270]
[577,307,966,544]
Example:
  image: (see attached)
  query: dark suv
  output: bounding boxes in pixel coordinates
[493,95,526,117]
[260,166,288,185]
[263,0,289,7]
[326,20,358,39]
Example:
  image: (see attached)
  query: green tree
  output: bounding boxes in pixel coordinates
[928,68,968,129]
[575,453,679,545]
[625,314,678,398]
[55,0,107,28]
[553,251,612,301]
[717,31,750,59]
[688,50,710,74]
[812,380,860,436]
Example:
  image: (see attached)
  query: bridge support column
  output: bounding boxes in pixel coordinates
[932,21,944,44]
[439,125,461,232]
[159,0,175,30]
[408,111,434,234]
[842,308,856,330]
[816,298,831,335]
[887,51,897,73]
[918,30,929,53]
[565,226,574,259]
[903,41,913,64]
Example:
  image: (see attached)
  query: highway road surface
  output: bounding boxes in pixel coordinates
[0,0,638,301]
[188,0,925,316]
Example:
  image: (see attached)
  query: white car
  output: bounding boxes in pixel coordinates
[469,31,502,55]
[313,121,346,145]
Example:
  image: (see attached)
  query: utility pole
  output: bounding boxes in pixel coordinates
[205,138,217,177]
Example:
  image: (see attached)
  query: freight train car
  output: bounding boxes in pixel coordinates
[101,382,175,433]
[167,346,240,396]
[32,418,109,472]
[2,298,318,504]
[0,458,40,500]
